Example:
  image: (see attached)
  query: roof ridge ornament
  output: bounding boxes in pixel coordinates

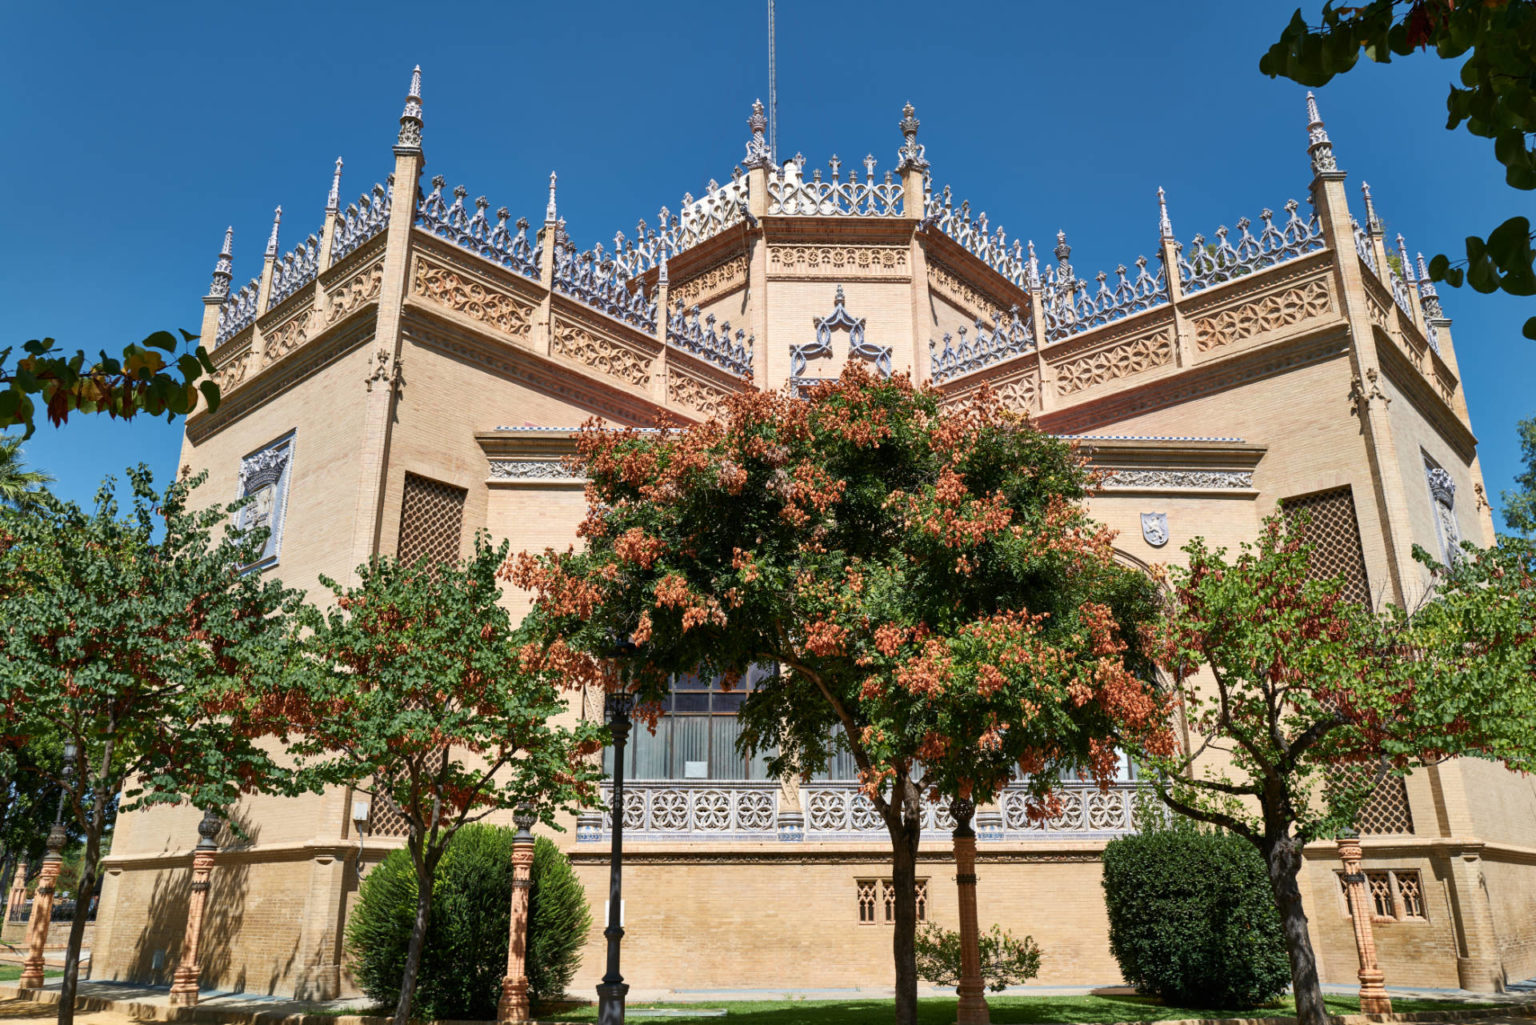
[265,206,282,258]
[397,65,423,151]
[1416,252,1443,319]
[1158,187,1174,241]
[1305,91,1338,176]
[896,102,927,173]
[1361,181,1381,235]
[744,99,772,170]
[208,226,234,298]
[546,172,558,224]
[327,157,343,213]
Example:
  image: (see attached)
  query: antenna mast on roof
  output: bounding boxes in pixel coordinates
[767,0,778,165]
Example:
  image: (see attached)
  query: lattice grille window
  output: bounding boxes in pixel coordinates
[860,878,928,924]
[1397,871,1425,918]
[857,879,878,924]
[1327,765,1415,835]
[367,785,411,837]
[397,473,466,565]
[1366,871,1394,918]
[1281,486,1371,605]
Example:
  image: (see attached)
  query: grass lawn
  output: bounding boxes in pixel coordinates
[0,965,62,983]
[539,994,1508,1025]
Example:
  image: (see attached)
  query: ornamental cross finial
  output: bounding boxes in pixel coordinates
[743,98,772,169]
[265,206,282,258]
[397,65,423,150]
[546,172,558,223]
[896,101,928,173]
[1305,91,1338,175]
[208,226,234,298]
[1158,186,1174,241]
[1416,251,1443,317]
[327,157,343,213]
[1054,229,1071,265]
[1361,181,1381,234]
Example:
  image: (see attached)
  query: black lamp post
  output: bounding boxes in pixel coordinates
[48,741,78,858]
[597,690,636,1025]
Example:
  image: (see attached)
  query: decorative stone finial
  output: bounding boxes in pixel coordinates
[743,98,772,170]
[896,101,928,173]
[1306,91,1338,175]
[546,171,558,223]
[1396,233,1413,284]
[1026,239,1040,290]
[1417,252,1443,318]
[327,157,343,213]
[1361,181,1381,234]
[196,808,221,851]
[1158,186,1174,241]
[208,226,233,298]
[265,206,282,258]
[513,804,537,842]
[397,65,423,150]
[1054,229,1071,265]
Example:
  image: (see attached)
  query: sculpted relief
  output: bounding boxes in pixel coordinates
[413,260,533,340]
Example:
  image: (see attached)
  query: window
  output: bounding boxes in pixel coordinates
[397,473,466,565]
[858,878,928,924]
[1423,460,1462,565]
[1280,486,1370,604]
[237,432,296,567]
[606,665,777,780]
[1340,869,1426,921]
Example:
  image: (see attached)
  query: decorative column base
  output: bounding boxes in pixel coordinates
[1358,969,1392,1016]
[497,976,530,1024]
[955,979,991,1025]
[168,967,202,1006]
[776,809,804,842]
[597,980,630,1025]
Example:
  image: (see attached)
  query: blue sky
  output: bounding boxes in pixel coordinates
[3,1,1531,520]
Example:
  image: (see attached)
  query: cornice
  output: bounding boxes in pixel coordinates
[1374,331,1478,463]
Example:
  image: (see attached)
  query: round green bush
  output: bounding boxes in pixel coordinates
[1102,822,1290,1009]
[346,825,591,1019]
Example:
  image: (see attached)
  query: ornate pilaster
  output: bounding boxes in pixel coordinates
[168,809,222,1006]
[498,807,538,1025]
[951,797,989,1025]
[19,824,66,989]
[1337,837,1392,1016]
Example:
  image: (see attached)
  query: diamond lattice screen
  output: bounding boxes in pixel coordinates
[1281,486,1371,605]
[397,473,467,565]
[1327,765,1415,836]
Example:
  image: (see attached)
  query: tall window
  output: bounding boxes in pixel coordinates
[606,665,777,780]
[1281,486,1371,605]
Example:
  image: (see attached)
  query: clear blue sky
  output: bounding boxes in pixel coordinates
[3,1,1531,520]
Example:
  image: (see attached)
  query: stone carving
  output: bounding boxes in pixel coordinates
[594,782,779,838]
[324,262,384,327]
[1054,329,1173,396]
[998,784,1139,835]
[1102,469,1254,490]
[767,245,908,278]
[489,459,581,481]
[1140,512,1170,547]
[669,372,732,418]
[1193,278,1331,352]
[670,256,748,308]
[1349,368,1391,417]
[263,305,314,360]
[766,155,904,217]
[1426,464,1462,564]
[413,260,532,339]
[364,349,403,393]
[928,261,1014,319]
[552,321,651,389]
[236,433,295,565]
[925,184,1028,286]
[210,349,252,395]
[803,786,954,835]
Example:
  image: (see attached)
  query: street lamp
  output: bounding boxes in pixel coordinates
[20,740,77,988]
[597,690,636,1025]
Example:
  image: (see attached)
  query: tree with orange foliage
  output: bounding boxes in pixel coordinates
[511,366,1170,1025]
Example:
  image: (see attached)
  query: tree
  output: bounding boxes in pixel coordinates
[275,537,602,1025]
[0,332,221,437]
[1260,1,1536,338]
[0,467,308,1025]
[511,366,1171,1025]
[0,437,53,510]
[1140,519,1536,1025]
[1501,415,1536,537]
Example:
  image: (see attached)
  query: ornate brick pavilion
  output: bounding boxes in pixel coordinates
[92,68,1536,999]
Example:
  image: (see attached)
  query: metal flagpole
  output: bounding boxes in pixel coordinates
[767,0,778,165]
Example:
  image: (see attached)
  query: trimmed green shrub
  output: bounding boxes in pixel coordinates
[1102,821,1290,1009]
[346,825,591,1018]
[914,922,1042,991]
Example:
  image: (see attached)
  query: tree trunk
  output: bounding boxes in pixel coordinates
[393,843,436,1025]
[885,781,923,1025]
[58,742,112,1025]
[1265,836,1328,1025]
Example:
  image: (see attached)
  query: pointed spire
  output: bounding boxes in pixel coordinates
[1026,239,1041,290]
[1416,252,1443,318]
[265,206,282,258]
[327,157,344,213]
[545,172,558,223]
[397,65,423,151]
[1361,181,1381,234]
[1157,186,1174,241]
[208,226,233,298]
[1396,233,1413,284]
[1305,91,1338,176]
[896,101,928,173]
[743,99,772,170]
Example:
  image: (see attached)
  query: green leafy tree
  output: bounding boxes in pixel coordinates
[511,366,1171,1025]
[1140,519,1536,1025]
[1501,415,1536,537]
[1261,1,1536,337]
[0,467,308,1025]
[276,538,602,1025]
[914,923,1042,993]
[0,332,220,437]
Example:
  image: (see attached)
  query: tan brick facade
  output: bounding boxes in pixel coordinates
[93,76,1533,998]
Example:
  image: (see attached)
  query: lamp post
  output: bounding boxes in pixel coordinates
[1338,833,1392,1015]
[950,795,990,1025]
[498,804,538,1025]
[168,808,222,1006]
[597,691,636,1025]
[20,741,76,989]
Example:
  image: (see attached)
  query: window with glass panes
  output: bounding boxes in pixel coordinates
[604,664,777,780]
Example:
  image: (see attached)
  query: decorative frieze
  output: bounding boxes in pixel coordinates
[767,245,908,279]
[552,320,652,389]
[210,348,252,395]
[668,371,732,419]
[1101,468,1255,491]
[927,261,1015,319]
[1054,328,1173,396]
[488,459,581,482]
[263,305,314,360]
[323,262,384,327]
[413,260,532,340]
[1192,278,1331,352]
[671,255,748,308]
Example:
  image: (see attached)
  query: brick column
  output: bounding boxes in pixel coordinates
[168,809,222,1006]
[950,797,989,1025]
[1337,838,1391,1016]
[19,826,65,989]
[498,807,538,1025]
[5,860,28,922]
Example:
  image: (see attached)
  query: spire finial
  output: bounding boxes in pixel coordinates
[546,172,558,223]
[1026,239,1040,289]
[265,206,282,258]
[1361,181,1381,234]
[896,101,928,173]
[1305,91,1338,176]
[1157,186,1173,241]
[397,65,423,150]
[208,226,234,298]
[1395,233,1413,282]
[1416,251,1443,318]
[743,99,771,170]
[1054,229,1071,265]
[327,157,344,213]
